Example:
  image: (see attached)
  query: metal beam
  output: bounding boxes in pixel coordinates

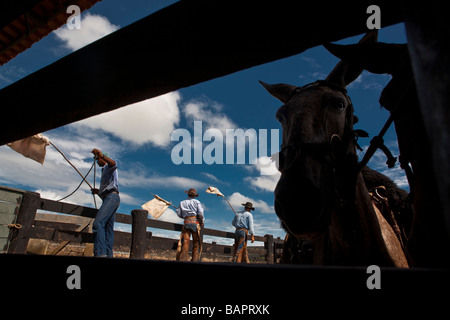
[0,1,404,145]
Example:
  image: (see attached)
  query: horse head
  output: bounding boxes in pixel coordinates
[261,31,377,241]
[323,37,450,267]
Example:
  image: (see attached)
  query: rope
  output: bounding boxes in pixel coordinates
[357,78,415,172]
[50,142,94,189]
[56,161,97,209]
[92,156,97,209]
[222,195,237,214]
[50,141,98,208]
[8,223,22,229]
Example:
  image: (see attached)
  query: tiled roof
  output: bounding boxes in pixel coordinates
[0,0,101,65]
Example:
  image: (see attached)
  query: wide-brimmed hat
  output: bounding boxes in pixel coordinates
[185,188,199,197]
[241,202,255,211]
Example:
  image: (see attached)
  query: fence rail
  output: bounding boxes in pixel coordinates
[1,185,283,263]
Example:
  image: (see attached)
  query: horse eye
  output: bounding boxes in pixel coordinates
[332,100,345,111]
[277,113,286,123]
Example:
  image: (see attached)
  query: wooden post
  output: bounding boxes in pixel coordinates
[8,191,40,254]
[130,209,148,259]
[404,4,450,241]
[264,234,274,264]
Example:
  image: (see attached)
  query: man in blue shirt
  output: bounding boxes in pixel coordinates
[232,202,255,263]
[176,188,204,261]
[91,148,120,257]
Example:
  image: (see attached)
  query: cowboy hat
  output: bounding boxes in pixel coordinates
[241,202,255,211]
[185,188,199,197]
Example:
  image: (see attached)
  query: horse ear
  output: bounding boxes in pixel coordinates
[324,42,408,75]
[325,30,378,87]
[259,81,298,104]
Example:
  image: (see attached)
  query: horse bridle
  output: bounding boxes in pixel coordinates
[275,80,355,174]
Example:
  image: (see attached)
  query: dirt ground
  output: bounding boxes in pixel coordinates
[28,240,270,263]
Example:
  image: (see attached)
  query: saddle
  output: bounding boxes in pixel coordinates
[369,185,408,251]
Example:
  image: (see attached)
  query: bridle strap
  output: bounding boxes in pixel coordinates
[286,80,350,103]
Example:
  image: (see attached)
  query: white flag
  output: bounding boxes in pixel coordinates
[141,194,173,219]
[205,186,224,197]
[7,133,50,164]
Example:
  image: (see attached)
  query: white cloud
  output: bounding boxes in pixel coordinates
[0,124,201,209]
[182,98,237,132]
[243,156,280,192]
[119,165,207,191]
[227,192,274,214]
[0,143,90,192]
[245,173,280,193]
[347,71,391,90]
[301,56,322,69]
[54,13,119,51]
[72,92,181,147]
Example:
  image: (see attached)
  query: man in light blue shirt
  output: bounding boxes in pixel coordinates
[176,188,204,261]
[232,202,255,263]
[91,148,120,257]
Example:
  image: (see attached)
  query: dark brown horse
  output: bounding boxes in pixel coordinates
[324,41,450,268]
[261,32,409,267]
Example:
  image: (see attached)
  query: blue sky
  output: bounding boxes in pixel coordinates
[0,1,408,244]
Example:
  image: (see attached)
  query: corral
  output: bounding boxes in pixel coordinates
[1,185,283,262]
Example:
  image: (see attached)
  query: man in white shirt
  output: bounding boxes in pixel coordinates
[232,202,255,263]
[176,188,204,261]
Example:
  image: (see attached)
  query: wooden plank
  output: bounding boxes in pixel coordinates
[40,198,97,218]
[202,228,235,239]
[29,226,93,243]
[115,213,131,224]
[35,212,92,225]
[146,218,268,242]
[0,0,404,145]
[48,218,93,255]
[29,227,130,247]
[33,220,80,232]
[147,219,183,232]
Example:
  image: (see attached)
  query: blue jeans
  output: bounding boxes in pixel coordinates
[93,192,120,257]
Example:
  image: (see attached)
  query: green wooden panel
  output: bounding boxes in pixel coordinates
[0,237,8,253]
[0,188,23,253]
[0,225,10,238]
[0,213,17,225]
[0,188,23,204]
[0,202,19,215]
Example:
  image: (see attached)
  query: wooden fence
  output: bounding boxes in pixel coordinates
[0,185,283,263]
